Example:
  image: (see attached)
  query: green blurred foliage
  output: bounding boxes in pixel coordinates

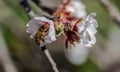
[111,0,120,10]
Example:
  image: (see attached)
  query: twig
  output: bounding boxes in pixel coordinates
[100,0,120,26]
[41,46,59,72]
[44,49,59,72]
[20,0,51,19]
[20,0,36,18]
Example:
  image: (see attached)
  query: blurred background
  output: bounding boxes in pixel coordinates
[0,0,120,72]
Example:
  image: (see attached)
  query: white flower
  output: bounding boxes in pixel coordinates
[78,13,98,47]
[26,17,56,43]
[66,0,87,18]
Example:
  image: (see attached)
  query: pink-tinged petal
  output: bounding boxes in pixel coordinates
[66,0,87,18]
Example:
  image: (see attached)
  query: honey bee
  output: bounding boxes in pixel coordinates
[34,23,50,46]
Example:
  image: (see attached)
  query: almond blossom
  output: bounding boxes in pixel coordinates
[78,13,98,47]
[26,17,56,45]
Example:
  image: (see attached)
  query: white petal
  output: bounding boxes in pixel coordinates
[86,28,96,45]
[44,22,56,43]
[78,13,98,47]
[87,24,97,35]
[89,18,98,28]
[26,17,56,43]
[80,30,92,47]
[26,18,43,38]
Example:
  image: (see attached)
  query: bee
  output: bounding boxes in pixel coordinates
[34,23,50,46]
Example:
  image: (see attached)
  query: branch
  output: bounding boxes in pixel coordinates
[44,49,59,72]
[100,0,120,27]
[40,46,59,72]
[20,0,36,18]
